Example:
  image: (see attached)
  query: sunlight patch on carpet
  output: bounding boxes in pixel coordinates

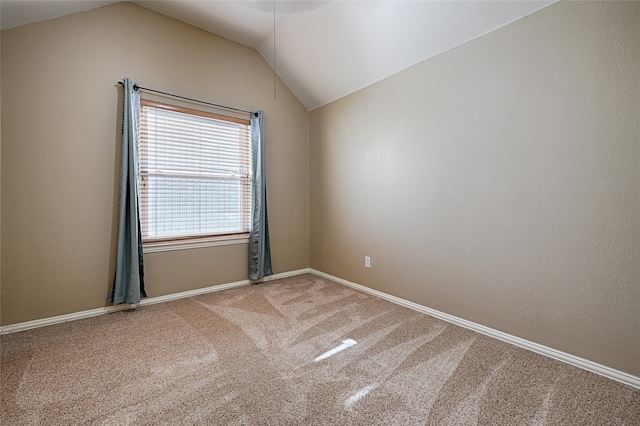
[314,338,357,362]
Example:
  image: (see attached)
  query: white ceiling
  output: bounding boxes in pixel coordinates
[1,1,555,110]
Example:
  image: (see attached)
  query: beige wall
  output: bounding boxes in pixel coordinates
[1,2,309,325]
[310,1,640,376]
[0,30,3,323]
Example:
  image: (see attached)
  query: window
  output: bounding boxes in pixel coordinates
[139,100,252,247]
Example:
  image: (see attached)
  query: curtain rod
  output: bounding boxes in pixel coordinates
[117,81,254,115]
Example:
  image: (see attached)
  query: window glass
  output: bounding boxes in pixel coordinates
[139,100,252,243]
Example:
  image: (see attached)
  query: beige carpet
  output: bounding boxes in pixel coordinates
[2,274,639,425]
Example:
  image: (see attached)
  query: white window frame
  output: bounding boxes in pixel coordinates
[138,99,252,252]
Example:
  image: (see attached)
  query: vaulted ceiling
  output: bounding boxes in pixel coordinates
[1,1,555,110]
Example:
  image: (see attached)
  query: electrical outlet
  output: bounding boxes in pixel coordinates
[365,256,371,268]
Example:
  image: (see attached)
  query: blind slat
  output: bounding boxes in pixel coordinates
[139,101,252,242]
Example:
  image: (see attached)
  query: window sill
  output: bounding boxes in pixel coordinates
[143,235,249,253]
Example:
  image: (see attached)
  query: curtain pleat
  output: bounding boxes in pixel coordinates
[110,78,147,304]
[249,110,273,281]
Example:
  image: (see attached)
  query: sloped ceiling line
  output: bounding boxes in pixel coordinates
[1,0,556,110]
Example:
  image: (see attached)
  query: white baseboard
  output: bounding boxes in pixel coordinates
[309,269,640,390]
[0,268,311,335]
[4,267,637,390]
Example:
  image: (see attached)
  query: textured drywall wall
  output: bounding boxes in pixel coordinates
[310,1,640,376]
[0,30,2,323]
[1,2,309,325]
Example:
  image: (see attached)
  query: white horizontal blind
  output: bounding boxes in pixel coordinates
[139,100,252,243]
